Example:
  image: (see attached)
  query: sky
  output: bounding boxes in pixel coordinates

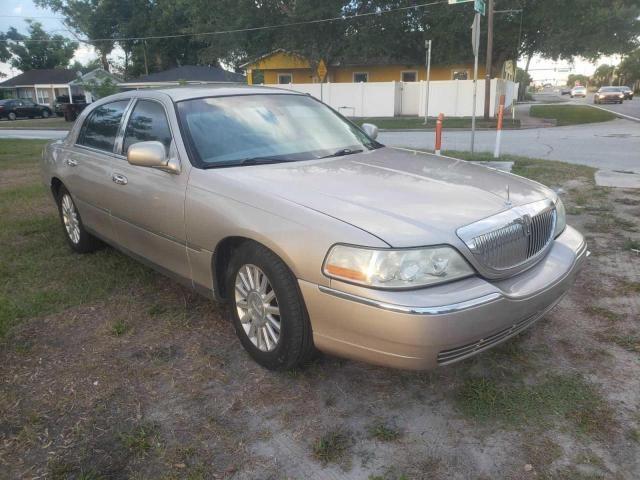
[0,0,624,84]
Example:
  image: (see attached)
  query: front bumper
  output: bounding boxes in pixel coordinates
[300,226,587,370]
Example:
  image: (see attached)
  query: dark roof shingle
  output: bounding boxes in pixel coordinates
[124,65,245,84]
[0,68,79,87]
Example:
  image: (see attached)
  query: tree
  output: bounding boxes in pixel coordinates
[566,73,589,87]
[79,77,119,99]
[617,50,640,89]
[2,21,77,71]
[591,64,616,87]
[70,58,102,74]
[35,0,640,80]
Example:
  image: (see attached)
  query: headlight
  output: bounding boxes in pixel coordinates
[323,244,474,289]
[619,94,624,98]
[554,197,566,237]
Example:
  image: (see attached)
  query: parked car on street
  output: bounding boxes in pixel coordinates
[570,86,587,98]
[41,87,587,370]
[560,87,571,95]
[594,86,625,104]
[0,98,53,120]
[619,86,634,100]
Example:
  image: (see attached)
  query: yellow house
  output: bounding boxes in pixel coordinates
[241,49,487,85]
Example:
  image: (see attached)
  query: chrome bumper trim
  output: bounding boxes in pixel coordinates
[317,286,502,316]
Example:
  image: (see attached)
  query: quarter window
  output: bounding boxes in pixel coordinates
[123,100,173,154]
[78,100,129,152]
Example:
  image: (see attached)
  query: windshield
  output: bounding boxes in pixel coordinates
[177,94,380,167]
[600,87,619,92]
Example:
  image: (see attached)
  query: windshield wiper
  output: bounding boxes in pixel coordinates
[320,148,364,159]
[204,157,291,168]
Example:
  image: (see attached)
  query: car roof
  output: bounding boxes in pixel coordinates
[123,85,301,103]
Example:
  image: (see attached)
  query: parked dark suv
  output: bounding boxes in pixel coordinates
[0,99,53,120]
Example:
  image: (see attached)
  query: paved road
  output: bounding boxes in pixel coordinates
[380,118,640,173]
[0,129,68,140]
[569,92,640,122]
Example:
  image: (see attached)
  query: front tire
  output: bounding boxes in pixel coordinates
[56,185,102,253]
[226,241,315,370]
[42,110,50,118]
[8,112,16,121]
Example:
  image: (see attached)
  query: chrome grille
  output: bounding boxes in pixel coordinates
[457,199,557,277]
[472,208,556,270]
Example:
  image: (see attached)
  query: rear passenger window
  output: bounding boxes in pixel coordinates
[78,100,129,152]
[123,100,172,154]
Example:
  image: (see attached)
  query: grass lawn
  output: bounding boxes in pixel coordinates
[0,116,71,130]
[355,116,521,130]
[0,139,154,338]
[443,150,596,188]
[529,105,616,126]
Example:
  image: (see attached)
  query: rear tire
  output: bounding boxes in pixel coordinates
[226,241,315,370]
[8,112,16,121]
[56,185,102,253]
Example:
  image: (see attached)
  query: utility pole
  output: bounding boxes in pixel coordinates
[483,0,494,120]
[423,39,432,125]
[471,12,481,155]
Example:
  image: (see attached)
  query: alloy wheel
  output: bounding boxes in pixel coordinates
[234,264,281,352]
[61,193,80,244]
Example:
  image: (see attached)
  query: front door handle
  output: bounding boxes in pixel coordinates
[112,173,128,185]
[66,158,78,167]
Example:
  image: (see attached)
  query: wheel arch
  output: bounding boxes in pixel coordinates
[211,235,300,302]
[50,176,63,199]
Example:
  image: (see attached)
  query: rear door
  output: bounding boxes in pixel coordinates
[63,99,131,242]
[107,97,191,280]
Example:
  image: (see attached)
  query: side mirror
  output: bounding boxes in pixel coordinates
[361,123,379,140]
[127,141,174,171]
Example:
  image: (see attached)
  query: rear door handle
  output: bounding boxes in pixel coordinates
[66,158,78,167]
[112,173,128,185]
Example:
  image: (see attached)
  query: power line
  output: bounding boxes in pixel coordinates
[0,15,65,19]
[0,1,449,44]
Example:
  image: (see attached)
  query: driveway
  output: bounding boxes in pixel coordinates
[0,129,68,140]
[380,118,640,173]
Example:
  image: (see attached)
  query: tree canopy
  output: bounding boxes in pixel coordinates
[1,21,78,71]
[32,0,640,79]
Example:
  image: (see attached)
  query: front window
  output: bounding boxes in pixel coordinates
[177,94,380,168]
[353,72,368,83]
[401,71,418,82]
[452,70,469,80]
[123,100,173,155]
[277,73,292,84]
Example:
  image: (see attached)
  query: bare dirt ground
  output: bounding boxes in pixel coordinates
[1,144,639,479]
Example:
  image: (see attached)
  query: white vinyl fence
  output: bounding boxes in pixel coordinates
[277,79,519,118]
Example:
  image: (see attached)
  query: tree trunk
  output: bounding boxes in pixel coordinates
[518,52,533,101]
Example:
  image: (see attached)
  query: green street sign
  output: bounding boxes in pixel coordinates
[448,0,485,15]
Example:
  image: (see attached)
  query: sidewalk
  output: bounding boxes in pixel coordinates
[515,103,556,128]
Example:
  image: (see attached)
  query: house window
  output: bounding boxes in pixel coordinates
[401,71,418,82]
[353,72,369,83]
[452,70,469,80]
[277,73,293,84]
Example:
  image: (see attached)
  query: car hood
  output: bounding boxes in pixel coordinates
[216,147,553,247]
